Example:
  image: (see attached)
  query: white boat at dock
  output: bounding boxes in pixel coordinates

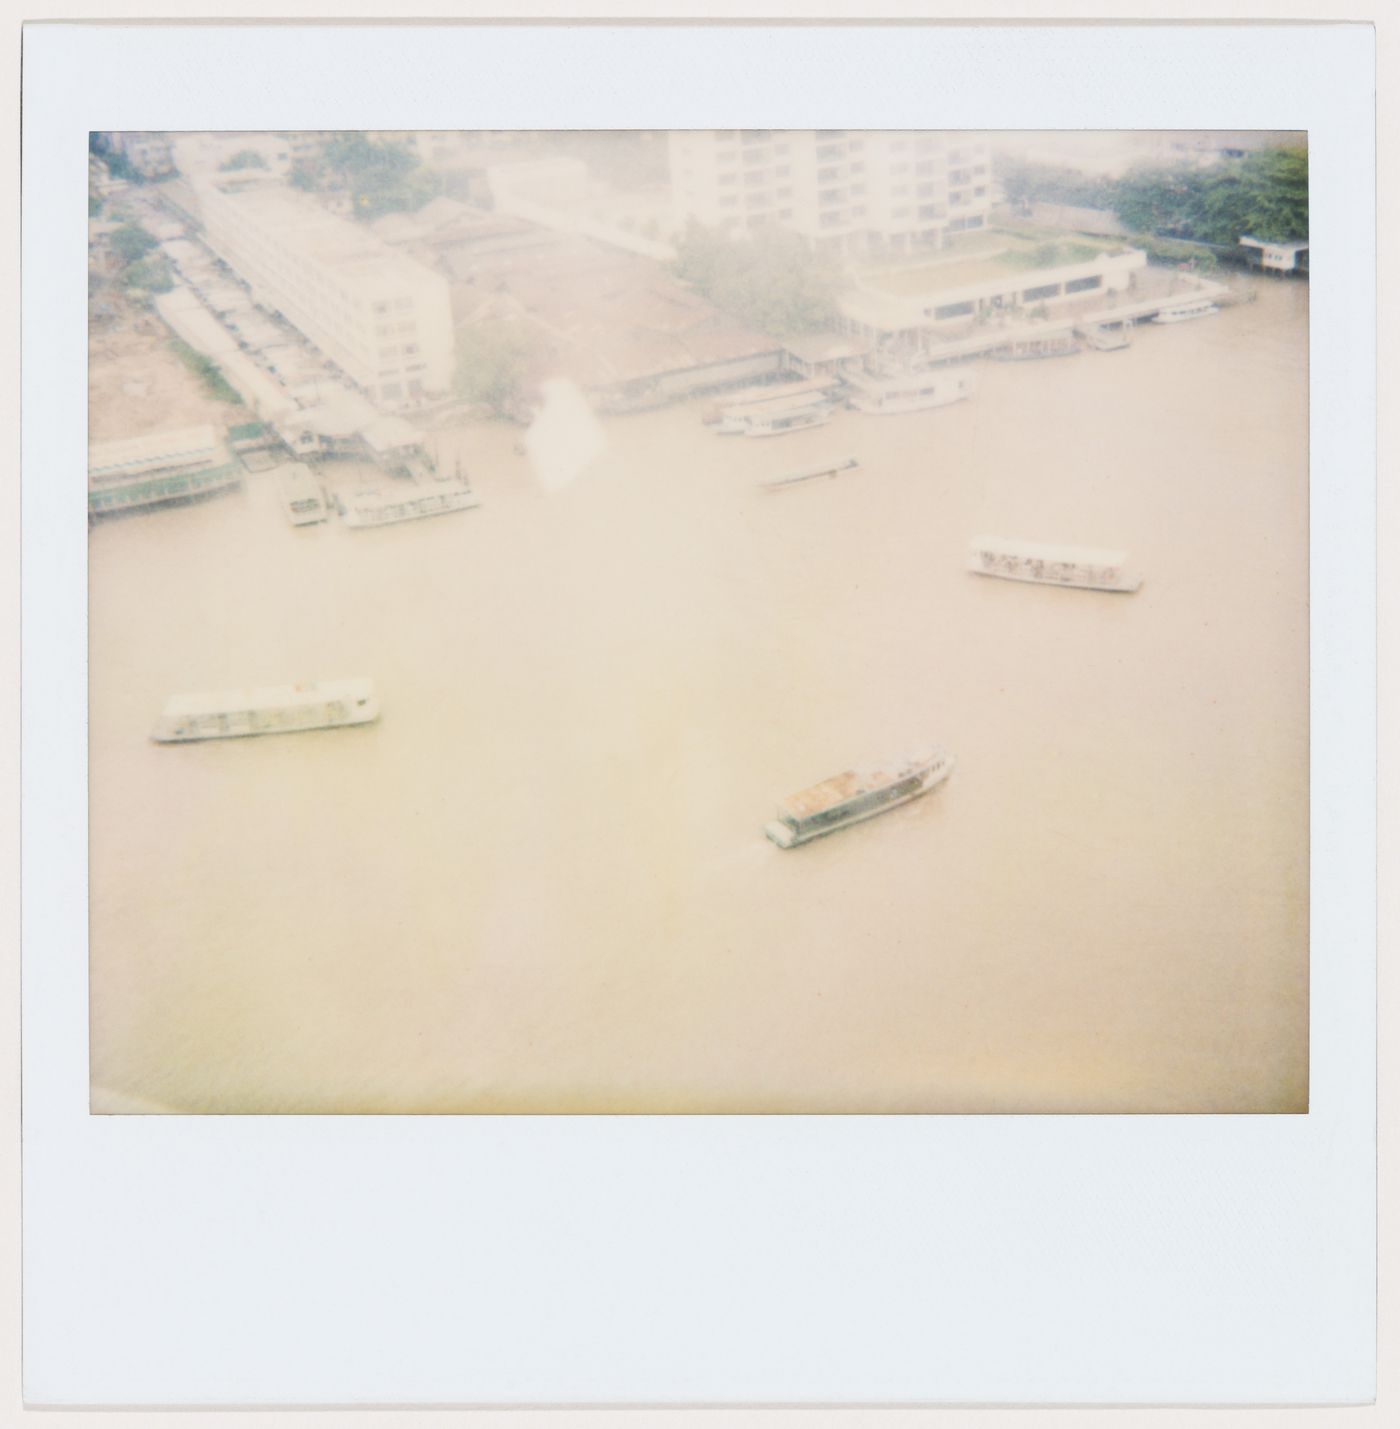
[759,455,860,490]
[841,364,974,415]
[765,747,954,848]
[968,535,1142,593]
[716,387,835,436]
[276,463,329,525]
[1152,297,1220,324]
[742,402,834,438]
[336,480,481,528]
[703,377,836,426]
[151,678,380,743]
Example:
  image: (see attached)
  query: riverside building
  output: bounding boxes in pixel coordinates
[192,180,455,406]
[667,130,993,256]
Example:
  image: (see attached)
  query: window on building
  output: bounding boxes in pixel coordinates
[933,300,975,319]
[1022,283,1061,302]
[1064,275,1101,293]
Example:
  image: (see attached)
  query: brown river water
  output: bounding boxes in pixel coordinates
[89,275,1309,1113]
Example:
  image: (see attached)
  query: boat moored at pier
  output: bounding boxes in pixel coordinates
[151,678,380,743]
[277,463,329,525]
[841,363,974,415]
[968,535,1142,592]
[1152,298,1220,324]
[765,747,954,848]
[336,480,481,528]
[703,377,836,426]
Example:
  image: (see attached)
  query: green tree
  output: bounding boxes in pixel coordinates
[123,254,174,293]
[220,149,269,172]
[454,322,543,418]
[109,222,158,264]
[673,222,844,337]
[319,132,440,220]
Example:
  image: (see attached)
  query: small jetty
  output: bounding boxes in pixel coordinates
[759,455,859,491]
[1077,322,1131,352]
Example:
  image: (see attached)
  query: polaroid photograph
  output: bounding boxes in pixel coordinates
[21,20,1375,1409]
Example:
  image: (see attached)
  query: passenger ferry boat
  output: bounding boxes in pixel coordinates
[968,535,1142,593]
[841,364,974,415]
[717,388,835,437]
[336,480,480,528]
[277,463,328,525]
[742,402,834,438]
[1152,297,1219,324]
[765,747,954,849]
[151,678,380,743]
[759,455,859,490]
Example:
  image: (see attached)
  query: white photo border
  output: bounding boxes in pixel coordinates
[22,21,1375,1406]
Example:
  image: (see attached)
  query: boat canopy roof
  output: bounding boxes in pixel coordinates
[161,678,375,718]
[970,534,1130,567]
[778,749,941,820]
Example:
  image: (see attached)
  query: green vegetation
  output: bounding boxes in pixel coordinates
[171,339,242,404]
[288,133,439,220]
[454,322,544,419]
[996,147,1309,246]
[89,195,103,219]
[998,239,1102,270]
[123,254,175,294]
[109,222,158,265]
[673,222,844,337]
[996,157,1120,211]
[220,149,269,172]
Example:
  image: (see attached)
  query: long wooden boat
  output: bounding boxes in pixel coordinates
[759,455,860,490]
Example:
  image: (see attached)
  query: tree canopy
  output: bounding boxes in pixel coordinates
[109,222,158,264]
[454,322,544,419]
[220,149,269,172]
[673,223,844,337]
[291,133,440,221]
[997,147,1309,246]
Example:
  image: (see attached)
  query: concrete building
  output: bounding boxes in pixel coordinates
[668,130,993,256]
[192,180,455,405]
[835,242,1149,354]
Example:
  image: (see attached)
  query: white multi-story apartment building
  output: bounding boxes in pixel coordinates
[668,130,993,256]
[194,180,455,404]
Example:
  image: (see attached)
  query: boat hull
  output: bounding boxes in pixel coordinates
[968,562,1140,593]
[742,408,833,438]
[1152,303,1219,324]
[151,681,380,743]
[765,757,954,848]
